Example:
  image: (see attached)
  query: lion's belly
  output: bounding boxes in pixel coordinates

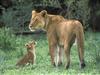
[56,27,75,47]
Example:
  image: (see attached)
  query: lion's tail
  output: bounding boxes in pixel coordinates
[76,24,84,61]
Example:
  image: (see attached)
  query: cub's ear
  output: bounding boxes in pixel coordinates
[25,43,28,47]
[34,41,37,45]
[40,10,47,17]
[31,40,37,45]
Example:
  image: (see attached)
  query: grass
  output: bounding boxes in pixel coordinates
[0,31,100,75]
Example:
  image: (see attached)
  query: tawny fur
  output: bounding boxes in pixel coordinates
[16,41,36,66]
[29,10,85,69]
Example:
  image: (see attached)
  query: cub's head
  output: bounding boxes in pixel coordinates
[29,10,47,31]
[25,40,37,51]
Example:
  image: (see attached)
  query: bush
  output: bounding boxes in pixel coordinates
[1,1,33,31]
[88,32,100,64]
[1,0,91,30]
[65,0,90,29]
[94,39,100,63]
[0,27,16,51]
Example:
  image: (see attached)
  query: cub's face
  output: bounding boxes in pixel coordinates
[25,41,37,51]
[29,10,47,31]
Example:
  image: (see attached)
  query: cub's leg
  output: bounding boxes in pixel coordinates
[31,57,34,64]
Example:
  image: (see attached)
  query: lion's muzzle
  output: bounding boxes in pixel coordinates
[29,25,35,31]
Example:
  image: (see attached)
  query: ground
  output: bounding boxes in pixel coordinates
[0,31,100,75]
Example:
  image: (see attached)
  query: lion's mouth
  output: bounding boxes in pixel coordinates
[30,29,36,32]
[29,26,36,31]
[29,26,41,32]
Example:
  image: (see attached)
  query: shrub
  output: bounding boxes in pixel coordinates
[1,0,91,31]
[1,1,33,31]
[65,0,90,29]
[94,39,100,63]
[0,27,16,51]
[88,33,100,65]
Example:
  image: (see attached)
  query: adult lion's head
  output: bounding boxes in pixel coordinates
[29,10,47,31]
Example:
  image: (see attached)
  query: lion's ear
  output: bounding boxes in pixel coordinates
[32,10,36,14]
[40,10,47,17]
[32,10,36,18]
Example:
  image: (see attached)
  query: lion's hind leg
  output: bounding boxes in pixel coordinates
[76,28,86,69]
[58,45,63,66]
[64,42,71,69]
[64,37,75,69]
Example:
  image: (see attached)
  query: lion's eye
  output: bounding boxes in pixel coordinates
[32,18,37,22]
[35,19,37,21]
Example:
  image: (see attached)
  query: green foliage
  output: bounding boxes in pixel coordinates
[65,0,90,29]
[1,0,33,31]
[0,32,100,75]
[1,0,91,30]
[92,33,100,63]
[96,10,100,16]
[85,31,100,70]
[0,27,16,51]
[42,0,60,7]
[2,10,15,27]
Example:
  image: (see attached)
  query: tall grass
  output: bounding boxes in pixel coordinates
[0,27,16,51]
[85,31,100,71]
[0,27,100,74]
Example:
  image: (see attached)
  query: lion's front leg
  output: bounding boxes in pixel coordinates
[49,44,57,66]
[47,33,58,66]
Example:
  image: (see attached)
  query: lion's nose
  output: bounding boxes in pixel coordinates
[29,25,32,28]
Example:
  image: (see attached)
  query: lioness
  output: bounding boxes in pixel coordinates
[16,40,36,66]
[29,10,85,69]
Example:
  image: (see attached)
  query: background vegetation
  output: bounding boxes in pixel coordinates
[0,0,100,31]
[0,30,100,75]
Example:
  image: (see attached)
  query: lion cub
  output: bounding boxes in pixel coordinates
[16,40,36,66]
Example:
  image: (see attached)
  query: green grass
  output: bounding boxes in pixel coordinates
[0,32,100,75]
